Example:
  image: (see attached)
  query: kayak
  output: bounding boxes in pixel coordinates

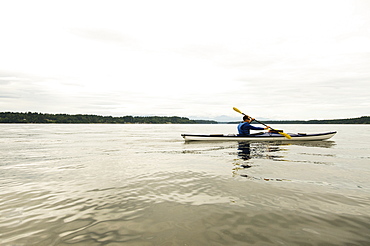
[181,131,337,141]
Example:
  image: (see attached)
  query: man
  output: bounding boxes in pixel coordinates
[238,115,270,136]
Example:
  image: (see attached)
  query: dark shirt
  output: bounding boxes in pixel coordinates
[237,122,264,136]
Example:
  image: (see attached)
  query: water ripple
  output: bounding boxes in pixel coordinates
[1,124,370,245]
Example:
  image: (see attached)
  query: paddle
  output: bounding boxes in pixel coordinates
[233,107,292,139]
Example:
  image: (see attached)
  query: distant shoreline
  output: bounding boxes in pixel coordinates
[0,112,369,124]
[0,112,217,124]
[226,116,370,124]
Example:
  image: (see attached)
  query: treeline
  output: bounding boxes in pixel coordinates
[2,112,368,124]
[263,116,370,124]
[0,112,218,124]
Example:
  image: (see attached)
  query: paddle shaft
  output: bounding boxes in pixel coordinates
[247,117,280,132]
[243,114,281,132]
[251,119,270,129]
[233,108,271,129]
[233,107,292,138]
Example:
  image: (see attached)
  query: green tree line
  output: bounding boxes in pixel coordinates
[0,112,218,124]
[1,112,368,124]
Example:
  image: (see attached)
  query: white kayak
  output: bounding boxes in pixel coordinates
[181,131,337,141]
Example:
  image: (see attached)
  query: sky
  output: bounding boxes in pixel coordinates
[1,0,369,121]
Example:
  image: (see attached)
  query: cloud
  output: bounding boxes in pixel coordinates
[0,0,369,120]
[70,28,139,48]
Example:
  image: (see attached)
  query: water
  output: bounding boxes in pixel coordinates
[1,124,369,245]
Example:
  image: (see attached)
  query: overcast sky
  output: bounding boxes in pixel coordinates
[1,0,369,121]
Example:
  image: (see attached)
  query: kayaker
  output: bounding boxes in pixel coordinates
[238,115,270,136]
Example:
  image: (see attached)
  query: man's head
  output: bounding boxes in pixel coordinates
[243,115,253,122]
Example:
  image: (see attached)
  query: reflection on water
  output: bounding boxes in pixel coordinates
[234,142,286,181]
[237,142,284,161]
[182,140,337,181]
[232,141,337,181]
[236,140,335,161]
[284,140,336,148]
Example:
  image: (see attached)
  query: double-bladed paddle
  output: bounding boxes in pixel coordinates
[233,107,292,139]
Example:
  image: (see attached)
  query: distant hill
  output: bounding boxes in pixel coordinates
[0,112,218,124]
[228,116,370,124]
[263,116,370,124]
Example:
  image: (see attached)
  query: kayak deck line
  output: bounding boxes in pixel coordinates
[181,131,337,141]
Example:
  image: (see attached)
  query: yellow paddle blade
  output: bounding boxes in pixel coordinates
[233,107,244,115]
[279,132,292,139]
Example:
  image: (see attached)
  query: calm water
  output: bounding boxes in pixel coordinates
[1,124,370,245]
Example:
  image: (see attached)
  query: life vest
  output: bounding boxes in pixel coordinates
[238,122,265,136]
[238,122,250,136]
